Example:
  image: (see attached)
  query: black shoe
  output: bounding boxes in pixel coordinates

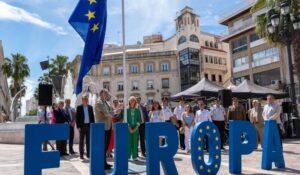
[105,164,112,170]
[80,155,84,159]
[62,153,69,156]
[70,151,77,155]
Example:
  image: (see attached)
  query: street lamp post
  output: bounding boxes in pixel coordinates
[267,2,300,118]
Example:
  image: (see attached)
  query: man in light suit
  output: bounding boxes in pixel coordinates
[249,100,264,148]
[95,89,113,170]
[262,95,283,143]
[65,99,76,154]
[76,95,95,159]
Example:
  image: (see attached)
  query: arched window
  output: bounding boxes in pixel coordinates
[205,41,209,47]
[190,35,199,43]
[210,41,214,48]
[178,36,187,45]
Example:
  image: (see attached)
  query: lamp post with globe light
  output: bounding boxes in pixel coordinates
[267,1,300,119]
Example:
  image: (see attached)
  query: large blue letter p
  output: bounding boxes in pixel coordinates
[229,121,257,174]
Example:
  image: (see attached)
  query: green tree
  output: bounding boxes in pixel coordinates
[34,55,70,99]
[251,0,300,41]
[27,109,38,116]
[251,0,300,77]
[1,53,30,120]
[50,55,69,76]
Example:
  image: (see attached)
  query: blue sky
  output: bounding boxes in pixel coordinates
[0,0,252,114]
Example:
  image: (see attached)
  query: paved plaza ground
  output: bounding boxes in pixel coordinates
[0,139,300,175]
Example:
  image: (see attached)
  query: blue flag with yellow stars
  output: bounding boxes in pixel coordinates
[69,0,107,95]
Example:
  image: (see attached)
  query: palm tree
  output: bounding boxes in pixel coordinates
[50,55,69,76]
[251,0,300,77]
[1,53,30,120]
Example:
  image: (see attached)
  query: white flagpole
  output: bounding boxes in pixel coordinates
[122,0,127,122]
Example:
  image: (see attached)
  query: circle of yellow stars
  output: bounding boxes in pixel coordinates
[85,0,100,33]
[195,124,221,172]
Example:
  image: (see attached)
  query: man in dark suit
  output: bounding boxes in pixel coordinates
[76,95,95,159]
[137,96,149,157]
[55,100,70,156]
[65,99,76,154]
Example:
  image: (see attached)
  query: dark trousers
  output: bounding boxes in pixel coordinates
[161,120,171,145]
[79,124,90,157]
[213,120,225,148]
[104,129,111,166]
[176,120,185,149]
[56,140,67,155]
[69,125,75,153]
[139,123,146,154]
[277,124,283,146]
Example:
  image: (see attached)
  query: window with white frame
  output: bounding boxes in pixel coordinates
[147,96,154,104]
[103,67,110,76]
[103,82,110,91]
[234,56,248,67]
[161,63,169,72]
[131,64,139,73]
[147,80,154,89]
[117,82,124,91]
[132,81,139,90]
[117,66,123,75]
[162,78,169,88]
[146,63,154,73]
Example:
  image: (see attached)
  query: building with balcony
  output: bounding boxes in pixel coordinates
[69,6,231,104]
[0,40,11,121]
[219,1,297,92]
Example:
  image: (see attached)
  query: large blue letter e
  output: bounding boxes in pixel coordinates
[24,124,69,175]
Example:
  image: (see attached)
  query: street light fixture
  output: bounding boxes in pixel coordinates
[271,14,280,27]
[280,2,290,15]
[267,22,275,34]
[293,17,300,30]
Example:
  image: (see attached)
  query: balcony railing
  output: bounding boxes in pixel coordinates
[233,64,249,73]
[252,56,280,68]
[228,18,255,35]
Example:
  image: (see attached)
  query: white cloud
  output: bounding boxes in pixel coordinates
[108,0,184,35]
[122,0,183,37]
[0,1,67,35]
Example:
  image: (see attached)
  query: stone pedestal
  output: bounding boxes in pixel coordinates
[0,123,79,144]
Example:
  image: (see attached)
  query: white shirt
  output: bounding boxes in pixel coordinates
[195,109,212,123]
[150,110,164,122]
[174,105,185,120]
[210,105,225,121]
[161,106,173,121]
[263,103,281,124]
[37,110,50,124]
[83,106,90,124]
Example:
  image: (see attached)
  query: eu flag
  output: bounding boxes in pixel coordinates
[69,0,107,95]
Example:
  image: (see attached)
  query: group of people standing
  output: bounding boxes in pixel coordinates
[38,88,284,170]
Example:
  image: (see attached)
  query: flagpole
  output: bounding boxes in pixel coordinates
[122,0,127,122]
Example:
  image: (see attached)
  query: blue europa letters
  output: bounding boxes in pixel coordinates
[191,121,221,175]
[24,121,285,175]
